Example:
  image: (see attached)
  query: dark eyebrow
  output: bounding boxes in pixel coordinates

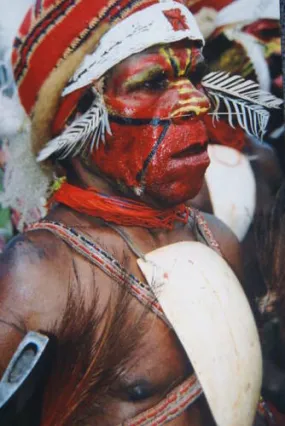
[123,65,165,90]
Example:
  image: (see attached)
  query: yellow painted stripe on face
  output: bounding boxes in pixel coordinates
[176,88,196,95]
[159,47,172,68]
[171,105,209,117]
[168,48,192,77]
[169,80,190,88]
[168,47,181,76]
[181,48,192,77]
[178,97,204,105]
[177,89,197,97]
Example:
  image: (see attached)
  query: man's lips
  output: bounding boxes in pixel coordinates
[171,141,208,159]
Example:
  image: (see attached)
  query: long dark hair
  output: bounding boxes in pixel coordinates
[256,182,285,321]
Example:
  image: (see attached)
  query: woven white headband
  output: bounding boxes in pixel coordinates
[62,1,204,97]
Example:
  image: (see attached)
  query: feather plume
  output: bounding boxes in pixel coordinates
[42,268,151,425]
[202,71,283,140]
[37,92,112,162]
[202,71,283,108]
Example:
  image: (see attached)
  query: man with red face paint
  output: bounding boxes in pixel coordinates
[0,0,280,425]
[88,42,211,205]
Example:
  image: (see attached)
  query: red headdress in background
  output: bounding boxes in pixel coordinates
[187,0,283,151]
[186,0,232,13]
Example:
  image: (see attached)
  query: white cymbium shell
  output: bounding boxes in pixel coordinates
[205,145,256,242]
[138,242,262,426]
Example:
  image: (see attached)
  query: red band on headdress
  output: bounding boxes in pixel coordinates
[186,0,232,13]
[12,0,166,115]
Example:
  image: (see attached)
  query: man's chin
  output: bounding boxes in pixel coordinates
[146,181,204,207]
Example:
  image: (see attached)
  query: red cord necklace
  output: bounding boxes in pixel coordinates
[51,182,189,230]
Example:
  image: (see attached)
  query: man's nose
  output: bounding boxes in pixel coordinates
[169,79,211,122]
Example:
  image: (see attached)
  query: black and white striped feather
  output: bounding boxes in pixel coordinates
[202,72,283,140]
[37,94,112,162]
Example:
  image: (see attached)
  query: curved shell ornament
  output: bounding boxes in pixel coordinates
[138,241,262,426]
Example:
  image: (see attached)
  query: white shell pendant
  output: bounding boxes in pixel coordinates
[205,145,256,242]
[138,241,262,426]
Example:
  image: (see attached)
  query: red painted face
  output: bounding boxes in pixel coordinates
[91,41,211,205]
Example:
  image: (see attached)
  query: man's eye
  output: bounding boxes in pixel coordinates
[142,75,168,91]
[125,72,168,93]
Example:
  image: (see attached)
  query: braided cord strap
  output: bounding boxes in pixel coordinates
[121,375,202,426]
[122,376,274,426]
[188,207,223,256]
[26,221,165,321]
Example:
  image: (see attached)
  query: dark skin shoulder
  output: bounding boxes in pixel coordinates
[0,230,73,373]
[0,214,139,375]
